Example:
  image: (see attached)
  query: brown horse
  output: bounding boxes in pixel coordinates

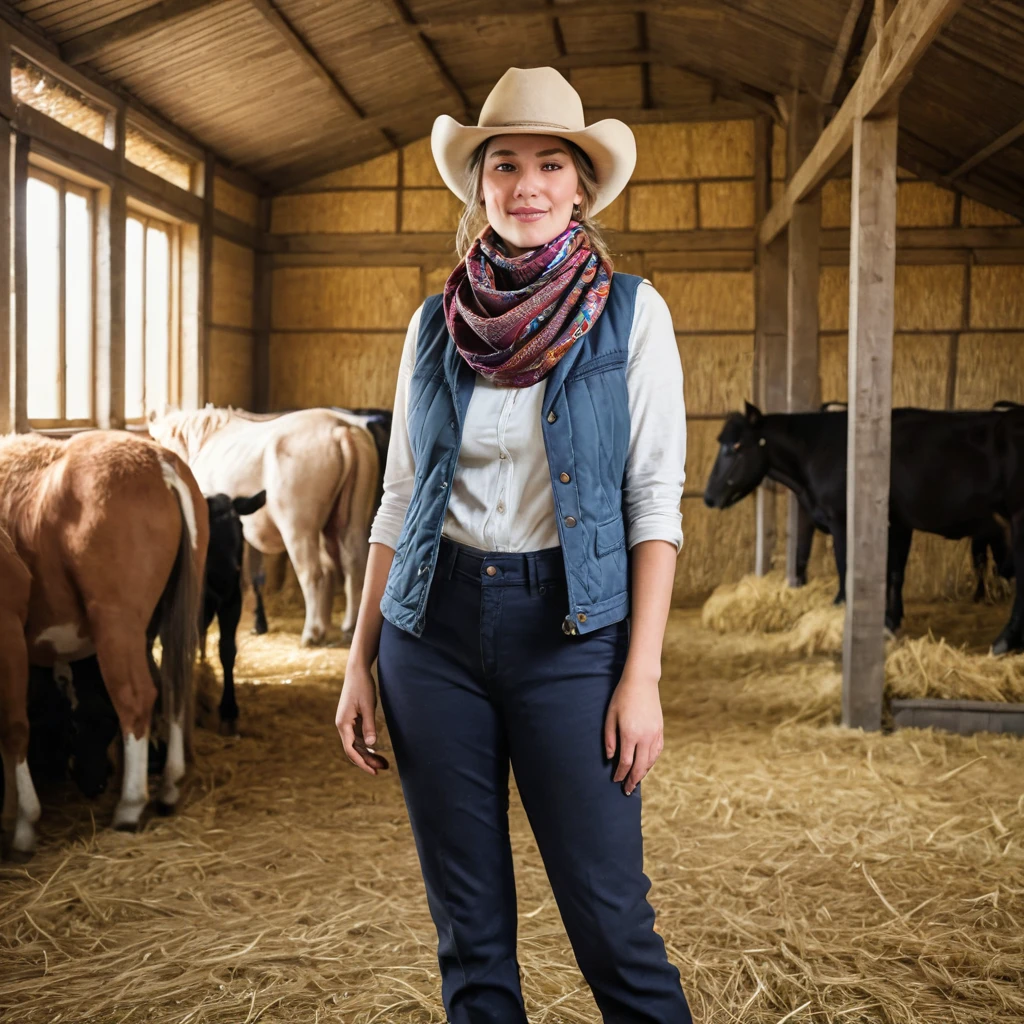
[0,432,209,856]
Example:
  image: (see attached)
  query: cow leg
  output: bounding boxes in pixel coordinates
[992,511,1024,655]
[281,531,328,646]
[794,507,815,587]
[216,588,243,736]
[885,524,913,633]
[0,621,39,858]
[337,530,369,647]
[91,620,158,831]
[970,534,988,603]
[249,547,268,636]
[317,545,338,644]
[830,519,847,606]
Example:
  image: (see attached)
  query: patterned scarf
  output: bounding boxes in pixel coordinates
[442,221,613,388]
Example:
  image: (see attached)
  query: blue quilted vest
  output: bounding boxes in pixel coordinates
[380,272,643,638]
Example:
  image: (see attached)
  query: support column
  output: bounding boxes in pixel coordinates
[252,195,272,412]
[842,111,898,731]
[12,131,28,433]
[785,92,822,585]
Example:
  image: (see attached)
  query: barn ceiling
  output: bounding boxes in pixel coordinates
[3,0,1023,215]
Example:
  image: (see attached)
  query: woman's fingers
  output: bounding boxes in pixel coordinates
[337,692,390,775]
[620,732,664,795]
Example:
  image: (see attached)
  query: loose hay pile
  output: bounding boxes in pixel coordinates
[1,604,1022,1023]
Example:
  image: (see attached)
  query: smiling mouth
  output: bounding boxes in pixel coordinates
[509,210,547,222]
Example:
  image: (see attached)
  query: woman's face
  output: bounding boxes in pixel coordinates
[480,133,583,256]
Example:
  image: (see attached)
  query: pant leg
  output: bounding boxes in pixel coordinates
[377,570,527,1024]
[494,578,693,1024]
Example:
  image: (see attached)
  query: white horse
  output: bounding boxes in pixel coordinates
[149,406,378,646]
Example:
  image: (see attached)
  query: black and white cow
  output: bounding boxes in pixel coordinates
[704,402,1024,652]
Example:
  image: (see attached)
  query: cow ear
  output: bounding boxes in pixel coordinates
[233,490,267,517]
[743,401,763,424]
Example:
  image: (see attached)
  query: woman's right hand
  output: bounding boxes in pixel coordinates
[336,661,390,776]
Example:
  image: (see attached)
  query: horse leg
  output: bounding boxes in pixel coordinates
[0,621,39,858]
[91,616,158,831]
[216,588,243,736]
[248,547,268,636]
[992,511,1024,655]
[281,530,327,646]
[885,524,913,633]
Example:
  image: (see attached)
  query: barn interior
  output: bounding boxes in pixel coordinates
[1,1,1023,1021]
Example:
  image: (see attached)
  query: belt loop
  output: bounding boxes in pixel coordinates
[527,552,540,596]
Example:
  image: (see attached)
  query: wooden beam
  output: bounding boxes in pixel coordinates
[419,2,719,33]
[821,0,869,104]
[785,92,822,587]
[948,117,1024,180]
[842,111,899,732]
[63,0,227,65]
[760,0,967,245]
[377,0,469,118]
[252,197,272,412]
[873,0,897,68]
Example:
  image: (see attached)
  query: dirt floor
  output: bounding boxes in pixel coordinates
[1,597,1022,1023]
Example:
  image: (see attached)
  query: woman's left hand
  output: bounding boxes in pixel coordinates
[603,664,664,796]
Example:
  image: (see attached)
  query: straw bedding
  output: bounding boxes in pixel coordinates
[1,598,1022,1023]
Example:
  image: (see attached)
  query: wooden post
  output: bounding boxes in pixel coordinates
[252,195,272,411]
[842,110,898,731]
[0,30,11,435]
[13,131,29,433]
[785,92,822,586]
[199,152,214,408]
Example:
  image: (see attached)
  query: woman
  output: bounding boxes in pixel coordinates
[335,66,692,1023]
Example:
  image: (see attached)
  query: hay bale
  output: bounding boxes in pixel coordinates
[632,121,754,180]
[896,181,956,227]
[684,417,727,496]
[701,570,838,634]
[214,177,259,227]
[207,330,254,410]
[653,270,754,331]
[268,332,404,410]
[627,184,696,231]
[821,178,851,228]
[969,265,1024,329]
[677,334,754,415]
[698,181,754,229]
[300,151,399,190]
[954,332,1024,408]
[403,137,445,188]
[402,189,462,233]
[961,198,1020,227]
[780,605,846,655]
[818,265,849,331]
[271,192,396,234]
[674,500,754,604]
[597,192,627,231]
[886,636,1024,702]
[271,267,421,330]
[212,238,254,329]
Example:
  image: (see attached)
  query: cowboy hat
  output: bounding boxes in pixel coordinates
[430,66,636,217]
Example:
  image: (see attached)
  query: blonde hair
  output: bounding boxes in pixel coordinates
[454,138,613,264]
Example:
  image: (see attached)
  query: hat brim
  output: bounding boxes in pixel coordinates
[430,115,636,218]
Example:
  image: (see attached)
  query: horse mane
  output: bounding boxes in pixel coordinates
[154,406,235,458]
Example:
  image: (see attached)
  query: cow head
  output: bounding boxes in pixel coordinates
[703,402,769,510]
[205,491,267,582]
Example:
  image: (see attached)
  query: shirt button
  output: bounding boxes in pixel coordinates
[485,565,497,576]
[547,411,557,423]
[559,472,570,484]
[564,516,577,528]
[497,502,505,514]
[499,452,507,460]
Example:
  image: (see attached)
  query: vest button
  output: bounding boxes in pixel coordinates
[485,565,497,576]
[559,472,570,484]
[577,612,587,623]
[440,480,448,489]
[564,516,577,528]
[547,411,557,423]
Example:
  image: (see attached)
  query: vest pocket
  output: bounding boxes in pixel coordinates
[595,515,626,556]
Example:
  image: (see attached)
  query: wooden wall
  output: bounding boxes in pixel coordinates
[265,116,1024,607]
[208,176,259,409]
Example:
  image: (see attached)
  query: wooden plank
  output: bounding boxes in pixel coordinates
[418,2,720,33]
[124,161,204,221]
[213,208,262,249]
[96,180,127,430]
[200,154,215,407]
[948,117,1024,180]
[252,197,272,412]
[786,92,822,586]
[842,111,899,732]
[760,0,968,245]
[820,225,1024,250]
[0,31,10,433]
[12,133,28,433]
[62,0,228,66]
[873,0,897,69]
[821,0,869,104]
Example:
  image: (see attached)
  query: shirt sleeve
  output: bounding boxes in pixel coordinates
[623,280,686,552]
[368,302,422,550]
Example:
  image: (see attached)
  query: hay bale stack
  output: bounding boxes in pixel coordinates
[701,570,839,634]
[886,637,1024,702]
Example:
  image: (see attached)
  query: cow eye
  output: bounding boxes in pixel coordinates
[732,441,742,451]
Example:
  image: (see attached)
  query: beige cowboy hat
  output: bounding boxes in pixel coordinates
[431,66,636,217]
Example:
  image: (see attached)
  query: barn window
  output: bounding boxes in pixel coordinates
[126,123,194,191]
[26,169,95,425]
[11,52,111,147]
[125,213,180,420]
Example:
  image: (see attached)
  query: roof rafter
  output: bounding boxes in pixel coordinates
[63,0,227,66]
[820,0,869,103]
[948,116,1024,179]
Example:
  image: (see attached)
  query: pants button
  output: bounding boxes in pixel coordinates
[485,565,497,576]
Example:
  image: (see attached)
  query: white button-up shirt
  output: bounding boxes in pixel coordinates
[369,279,687,554]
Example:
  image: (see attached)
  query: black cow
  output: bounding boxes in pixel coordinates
[704,402,1024,653]
[203,491,267,733]
[250,407,393,636]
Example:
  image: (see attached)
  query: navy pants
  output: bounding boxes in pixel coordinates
[377,538,692,1024]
